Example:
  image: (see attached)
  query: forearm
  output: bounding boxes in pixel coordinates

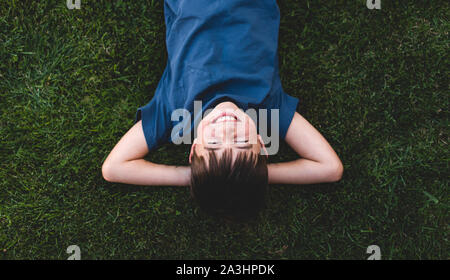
[102,120,191,187]
[268,158,342,185]
[103,159,191,187]
[272,112,343,185]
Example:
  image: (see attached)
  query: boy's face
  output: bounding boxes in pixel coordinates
[189,101,267,163]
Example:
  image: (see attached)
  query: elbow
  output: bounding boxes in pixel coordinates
[326,160,344,182]
[102,160,116,182]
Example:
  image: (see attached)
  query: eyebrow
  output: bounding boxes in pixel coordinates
[205,144,253,151]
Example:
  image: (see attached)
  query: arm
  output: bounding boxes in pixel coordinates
[267,112,343,184]
[101,120,191,186]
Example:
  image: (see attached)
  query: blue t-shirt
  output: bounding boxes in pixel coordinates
[135,0,299,151]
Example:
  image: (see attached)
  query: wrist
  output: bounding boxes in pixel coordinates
[176,166,191,186]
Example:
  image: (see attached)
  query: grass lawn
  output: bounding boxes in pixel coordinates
[0,0,448,259]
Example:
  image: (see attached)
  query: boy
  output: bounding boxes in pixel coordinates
[102,0,343,221]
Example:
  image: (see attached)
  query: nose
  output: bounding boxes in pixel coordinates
[219,122,237,143]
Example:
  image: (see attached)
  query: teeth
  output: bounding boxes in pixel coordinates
[217,116,236,122]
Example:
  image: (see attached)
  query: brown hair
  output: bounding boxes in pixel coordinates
[190,147,268,222]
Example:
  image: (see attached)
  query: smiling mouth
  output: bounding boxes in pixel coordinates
[212,112,239,123]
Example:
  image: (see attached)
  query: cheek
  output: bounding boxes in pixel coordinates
[200,126,215,142]
[196,122,206,144]
[245,119,258,143]
[236,120,254,141]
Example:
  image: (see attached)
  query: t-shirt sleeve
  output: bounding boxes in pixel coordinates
[278,91,299,139]
[135,96,172,152]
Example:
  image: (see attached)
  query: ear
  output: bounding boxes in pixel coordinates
[257,135,268,158]
[189,138,198,164]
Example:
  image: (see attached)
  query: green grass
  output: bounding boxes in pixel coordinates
[0,0,448,259]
